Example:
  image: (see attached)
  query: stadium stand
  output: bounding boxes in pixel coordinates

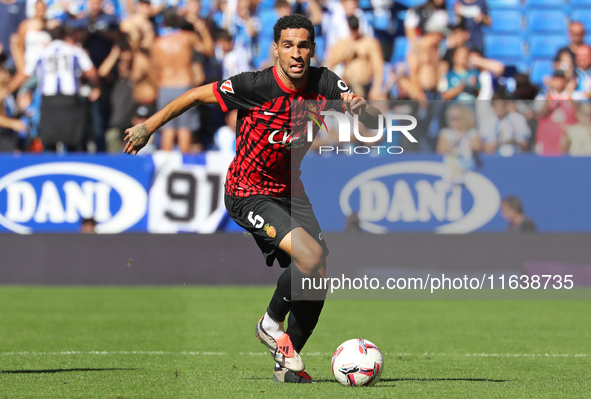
[484,35,525,59]
[526,10,568,34]
[486,0,522,9]
[530,59,554,86]
[529,35,569,59]
[484,10,523,34]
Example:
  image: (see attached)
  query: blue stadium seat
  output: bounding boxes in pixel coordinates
[392,36,409,64]
[570,0,591,7]
[524,0,566,7]
[529,35,568,59]
[485,10,523,34]
[571,9,591,32]
[484,35,524,59]
[530,59,554,86]
[487,0,521,9]
[526,10,567,34]
[495,58,530,74]
[397,0,424,8]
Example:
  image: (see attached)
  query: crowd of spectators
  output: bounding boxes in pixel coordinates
[0,0,590,157]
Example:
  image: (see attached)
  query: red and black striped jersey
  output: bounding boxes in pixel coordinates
[212,65,350,198]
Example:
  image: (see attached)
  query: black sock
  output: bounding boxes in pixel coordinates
[266,263,310,322]
[286,300,325,352]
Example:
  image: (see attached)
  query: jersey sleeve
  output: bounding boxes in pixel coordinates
[212,72,255,112]
[75,48,94,72]
[320,69,352,112]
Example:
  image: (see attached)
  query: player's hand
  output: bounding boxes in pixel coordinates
[341,92,366,118]
[123,123,150,155]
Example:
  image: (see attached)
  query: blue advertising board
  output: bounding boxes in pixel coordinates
[301,154,591,233]
[0,155,154,233]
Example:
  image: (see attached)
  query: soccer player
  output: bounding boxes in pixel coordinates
[123,14,380,383]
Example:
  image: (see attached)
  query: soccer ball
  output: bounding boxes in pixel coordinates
[331,338,384,386]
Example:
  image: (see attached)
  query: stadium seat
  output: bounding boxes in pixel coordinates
[530,59,554,86]
[571,9,591,32]
[524,0,566,8]
[487,0,521,9]
[484,10,523,34]
[526,10,567,34]
[529,35,568,59]
[397,0,424,8]
[495,58,530,74]
[484,35,524,59]
[570,0,591,7]
[392,36,409,64]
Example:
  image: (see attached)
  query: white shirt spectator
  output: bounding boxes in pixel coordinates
[213,125,236,153]
[493,111,531,156]
[24,39,94,96]
[323,1,373,56]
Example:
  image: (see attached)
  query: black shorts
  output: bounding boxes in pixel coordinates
[224,194,329,268]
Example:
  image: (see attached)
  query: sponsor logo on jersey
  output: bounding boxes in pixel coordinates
[267,129,306,150]
[339,161,500,234]
[263,223,276,238]
[220,80,234,94]
[0,162,148,234]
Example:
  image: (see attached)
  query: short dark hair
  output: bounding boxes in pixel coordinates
[50,25,66,41]
[273,14,315,44]
[347,15,360,31]
[163,7,180,28]
[502,196,523,214]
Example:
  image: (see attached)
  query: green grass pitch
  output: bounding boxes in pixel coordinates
[0,286,589,398]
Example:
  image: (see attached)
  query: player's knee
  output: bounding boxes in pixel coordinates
[295,243,324,276]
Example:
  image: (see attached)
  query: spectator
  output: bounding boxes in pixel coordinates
[500,196,536,233]
[575,44,591,99]
[437,104,481,168]
[404,0,448,49]
[152,8,210,153]
[215,29,251,79]
[99,42,136,153]
[0,0,27,70]
[441,46,480,100]
[326,16,385,99]
[228,0,259,69]
[0,64,25,152]
[485,95,531,156]
[80,217,97,233]
[534,70,578,156]
[454,0,490,55]
[441,21,470,72]
[13,0,52,73]
[554,22,585,69]
[438,105,481,189]
[120,0,155,51]
[555,48,577,90]
[212,108,237,153]
[562,102,591,156]
[403,20,448,101]
[4,25,100,152]
[323,0,373,63]
[69,0,120,152]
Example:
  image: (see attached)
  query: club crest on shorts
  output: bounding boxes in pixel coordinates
[220,80,234,94]
[263,223,276,238]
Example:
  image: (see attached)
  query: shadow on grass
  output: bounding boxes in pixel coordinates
[380,378,512,382]
[248,376,514,385]
[1,368,137,374]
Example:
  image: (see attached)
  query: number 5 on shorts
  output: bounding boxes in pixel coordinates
[248,211,264,228]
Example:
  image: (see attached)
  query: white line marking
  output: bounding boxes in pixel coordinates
[0,351,587,357]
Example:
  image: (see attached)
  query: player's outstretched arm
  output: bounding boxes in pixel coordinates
[340,92,381,129]
[123,83,219,155]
